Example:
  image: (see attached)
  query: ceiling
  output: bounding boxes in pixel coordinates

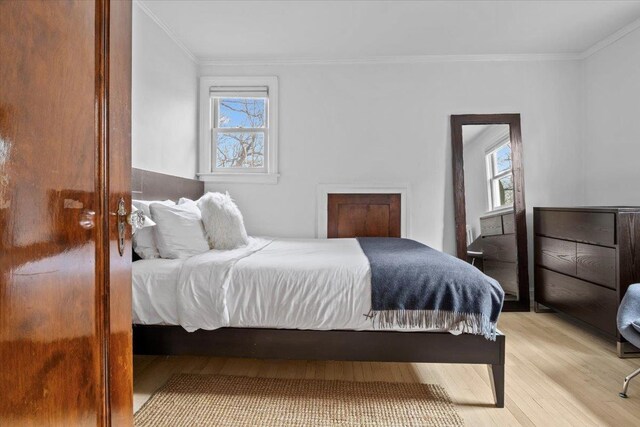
[462,125,490,146]
[139,0,640,62]
[462,124,509,146]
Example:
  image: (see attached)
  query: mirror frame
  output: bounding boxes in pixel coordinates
[451,113,530,312]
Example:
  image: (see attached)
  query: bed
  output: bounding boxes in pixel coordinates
[131,168,506,408]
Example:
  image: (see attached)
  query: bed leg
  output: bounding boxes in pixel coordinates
[488,364,505,408]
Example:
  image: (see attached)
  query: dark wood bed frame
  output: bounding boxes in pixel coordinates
[131,168,507,408]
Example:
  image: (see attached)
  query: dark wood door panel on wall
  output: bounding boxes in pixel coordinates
[327,194,401,238]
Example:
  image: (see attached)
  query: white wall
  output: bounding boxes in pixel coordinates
[199,60,585,253]
[132,5,198,179]
[583,29,640,205]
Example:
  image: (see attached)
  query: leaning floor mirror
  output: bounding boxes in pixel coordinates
[451,114,529,312]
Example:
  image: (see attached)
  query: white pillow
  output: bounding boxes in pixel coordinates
[197,192,249,250]
[178,197,195,205]
[132,199,175,259]
[149,202,209,259]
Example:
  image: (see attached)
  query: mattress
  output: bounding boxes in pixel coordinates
[132,237,462,333]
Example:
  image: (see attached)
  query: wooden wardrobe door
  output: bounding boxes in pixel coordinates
[0,1,133,425]
[107,0,133,425]
[0,1,104,424]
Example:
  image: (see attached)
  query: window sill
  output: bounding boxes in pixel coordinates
[197,173,279,184]
[484,206,514,215]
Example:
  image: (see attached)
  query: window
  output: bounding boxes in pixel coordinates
[199,77,278,183]
[214,93,266,169]
[486,141,513,210]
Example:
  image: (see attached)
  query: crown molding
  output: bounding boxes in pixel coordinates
[134,0,198,64]
[198,53,582,67]
[579,17,640,59]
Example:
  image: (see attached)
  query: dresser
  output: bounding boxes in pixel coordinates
[534,207,640,356]
[480,210,518,298]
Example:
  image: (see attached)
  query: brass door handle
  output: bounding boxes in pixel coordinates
[111,198,145,256]
[115,198,127,256]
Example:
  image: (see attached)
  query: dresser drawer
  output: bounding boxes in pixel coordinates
[536,267,617,336]
[502,213,515,234]
[483,235,517,263]
[535,236,576,276]
[535,210,616,246]
[481,216,503,236]
[484,260,518,296]
[576,243,616,289]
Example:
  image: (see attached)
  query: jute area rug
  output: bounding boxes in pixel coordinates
[134,374,464,426]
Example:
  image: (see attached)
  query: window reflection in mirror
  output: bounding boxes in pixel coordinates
[487,141,513,209]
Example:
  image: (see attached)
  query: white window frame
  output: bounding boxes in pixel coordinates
[485,136,513,211]
[198,76,279,184]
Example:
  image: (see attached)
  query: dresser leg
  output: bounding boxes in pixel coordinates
[617,341,640,358]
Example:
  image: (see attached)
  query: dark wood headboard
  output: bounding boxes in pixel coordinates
[132,168,204,201]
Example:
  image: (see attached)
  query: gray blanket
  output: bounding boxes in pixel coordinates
[357,237,504,340]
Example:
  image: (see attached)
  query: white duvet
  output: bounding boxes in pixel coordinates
[132,237,461,333]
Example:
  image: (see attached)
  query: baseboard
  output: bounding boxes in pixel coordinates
[533,301,555,313]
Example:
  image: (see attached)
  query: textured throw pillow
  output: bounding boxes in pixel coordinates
[149,202,210,259]
[132,199,175,259]
[632,319,640,334]
[197,192,249,250]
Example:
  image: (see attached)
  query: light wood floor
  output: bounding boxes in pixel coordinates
[134,312,640,426]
